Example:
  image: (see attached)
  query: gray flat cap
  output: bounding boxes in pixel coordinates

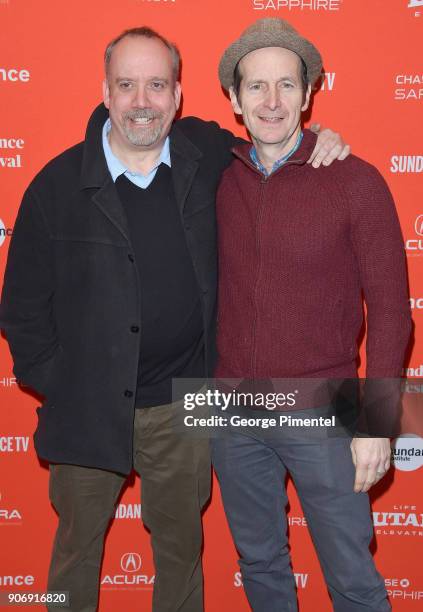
[218,18,323,90]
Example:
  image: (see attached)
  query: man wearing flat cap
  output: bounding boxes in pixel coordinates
[212,18,410,611]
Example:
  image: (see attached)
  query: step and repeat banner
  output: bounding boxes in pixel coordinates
[0,1,422,610]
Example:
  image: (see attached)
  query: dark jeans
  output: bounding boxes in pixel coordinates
[212,410,390,612]
[47,401,211,612]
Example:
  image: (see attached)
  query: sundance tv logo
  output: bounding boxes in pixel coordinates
[101,552,154,588]
[0,436,29,452]
[235,571,308,588]
[252,0,341,10]
[374,504,423,537]
[391,434,423,472]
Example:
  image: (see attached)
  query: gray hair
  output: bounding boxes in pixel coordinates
[104,27,181,82]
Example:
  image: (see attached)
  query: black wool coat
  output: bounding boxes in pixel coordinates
[0,104,236,474]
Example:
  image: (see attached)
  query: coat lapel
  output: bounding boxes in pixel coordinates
[92,177,131,243]
[80,104,131,243]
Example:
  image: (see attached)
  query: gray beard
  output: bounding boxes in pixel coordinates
[122,108,165,147]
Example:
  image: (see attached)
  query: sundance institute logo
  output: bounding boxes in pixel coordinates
[391,434,423,472]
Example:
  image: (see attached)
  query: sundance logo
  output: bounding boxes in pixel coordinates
[0,218,13,247]
[0,575,34,586]
[0,68,30,82]
[0,137,24,169]
[252,0,341,10]
[403,365,423,376]
[114,503,142,519]
[391,434,423,471]
[390,155,423,173]
[410,297,423,309]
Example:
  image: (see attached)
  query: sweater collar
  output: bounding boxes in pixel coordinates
[231,128,318,175]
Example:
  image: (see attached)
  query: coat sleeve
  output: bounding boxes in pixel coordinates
[215,123,246,169]
[0,186,60,396]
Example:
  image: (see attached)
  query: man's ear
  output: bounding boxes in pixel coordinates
[103,78,110,109]
[301,83,312,112]
[174,81,182,111]
[229,86,242,116]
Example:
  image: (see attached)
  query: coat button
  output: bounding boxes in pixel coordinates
[130,325,139,333]
[124,390,133,398]
[128,254,135,262]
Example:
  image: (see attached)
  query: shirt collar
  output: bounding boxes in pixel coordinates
[102,118,171,182]
[249,131,304,177]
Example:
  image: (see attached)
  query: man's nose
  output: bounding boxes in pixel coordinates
[133,85,150,108]
[265,86,281,110]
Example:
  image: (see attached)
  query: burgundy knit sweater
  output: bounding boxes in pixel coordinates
[215,130,411,388]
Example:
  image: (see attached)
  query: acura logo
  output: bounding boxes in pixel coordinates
[415,215,423,236]
[120,553,142,573]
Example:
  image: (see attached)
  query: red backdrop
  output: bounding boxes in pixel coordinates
[1,1,422,609]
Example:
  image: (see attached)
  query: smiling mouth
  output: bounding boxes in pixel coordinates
[131,117,154,125]
[259,116,284,123]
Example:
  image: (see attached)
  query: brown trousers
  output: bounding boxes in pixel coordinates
[47,402,211,612]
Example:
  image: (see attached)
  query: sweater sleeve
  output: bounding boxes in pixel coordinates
[343,162,411,436]
[347,162,412,379]
[0,186,60,396]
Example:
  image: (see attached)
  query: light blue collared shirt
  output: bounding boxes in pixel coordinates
[102,118,171,189]
[250,131,304,177]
